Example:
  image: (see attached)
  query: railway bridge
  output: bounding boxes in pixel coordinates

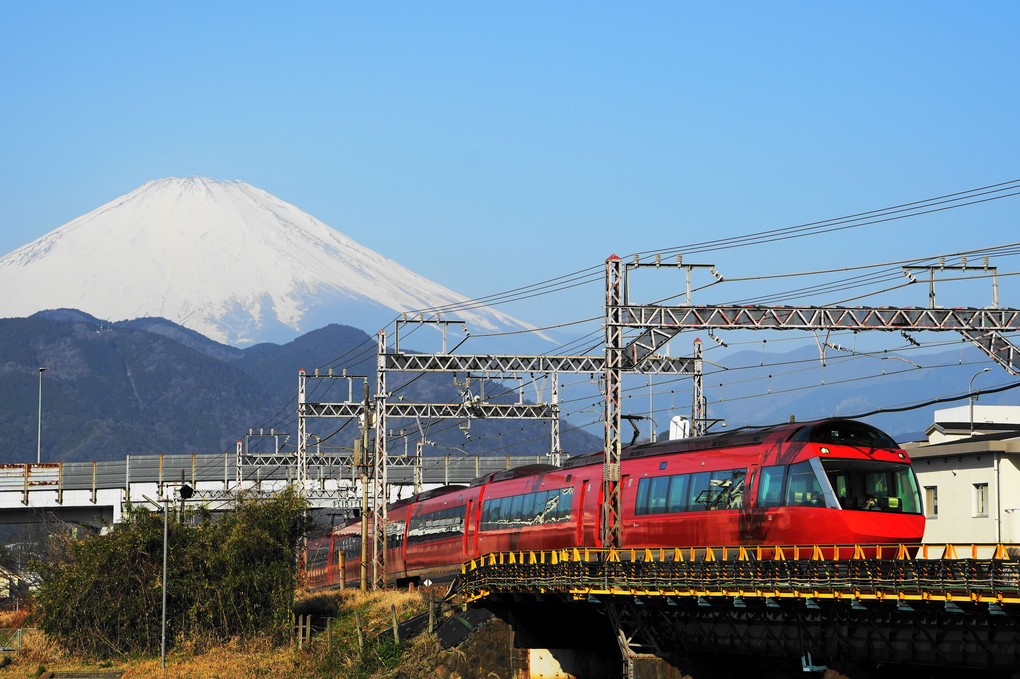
[0,452,555,526]
[454,543,1020,678]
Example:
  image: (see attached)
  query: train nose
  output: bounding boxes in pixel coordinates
[842,511,925,544]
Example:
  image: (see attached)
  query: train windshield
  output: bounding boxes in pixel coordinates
[797,420,898,449]
[820,460,921,513]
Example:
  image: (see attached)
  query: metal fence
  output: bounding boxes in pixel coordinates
[0,628,38,651]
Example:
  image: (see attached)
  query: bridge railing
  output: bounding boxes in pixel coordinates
[458,543,1020,607]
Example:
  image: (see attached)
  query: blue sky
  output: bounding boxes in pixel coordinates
[2,2,1018,334]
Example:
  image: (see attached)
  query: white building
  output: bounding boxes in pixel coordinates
[902,405,1020,545]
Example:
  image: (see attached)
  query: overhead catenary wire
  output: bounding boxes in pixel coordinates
[238,180,1020,462]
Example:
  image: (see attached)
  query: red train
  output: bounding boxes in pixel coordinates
[304,417,925,589]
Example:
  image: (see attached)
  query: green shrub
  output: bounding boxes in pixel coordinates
[32,489,308,657]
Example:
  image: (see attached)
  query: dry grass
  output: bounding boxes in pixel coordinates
[0,608,30,630]
[0,589,436,679]
[0,635,301,679]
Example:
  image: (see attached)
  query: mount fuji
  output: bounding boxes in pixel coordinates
[0,177,542,346]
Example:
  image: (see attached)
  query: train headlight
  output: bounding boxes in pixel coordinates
[820,447,830,454]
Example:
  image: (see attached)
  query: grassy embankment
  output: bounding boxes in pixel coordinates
[0,588,449,679]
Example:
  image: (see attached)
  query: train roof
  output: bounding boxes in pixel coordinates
[625,417,898,458]
[407,484,466,503]
[468,463,560,487]
[473,419,898,482]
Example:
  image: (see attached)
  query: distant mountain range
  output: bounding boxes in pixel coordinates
[1,309,1014,463]
[0,177,542,346]
[0,311,599,464]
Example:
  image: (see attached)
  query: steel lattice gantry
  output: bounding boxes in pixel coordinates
[368,328,700,588]
[620,305,1020,374]
[600,257,1020,550]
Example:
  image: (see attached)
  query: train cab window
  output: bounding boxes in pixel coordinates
[757,465,786,508]
[785,461,825,507]
[819,459,920,513]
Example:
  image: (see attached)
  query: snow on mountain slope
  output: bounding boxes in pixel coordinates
[0,177,541,345]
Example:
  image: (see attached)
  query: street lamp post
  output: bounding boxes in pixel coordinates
[36,367,46,464]
[160,497,169,670]
[969,367,992,436]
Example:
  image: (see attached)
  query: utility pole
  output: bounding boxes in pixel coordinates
[373,330,388,590]
[36,367,45,464]
[358,382,371,592]
[602,255,623,550]
[692,338,705,436]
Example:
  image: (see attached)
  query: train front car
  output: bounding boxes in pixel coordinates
[763,419,925,551]
[622,418,924,555]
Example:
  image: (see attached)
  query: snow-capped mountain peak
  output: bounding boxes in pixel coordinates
[0,177,539,345]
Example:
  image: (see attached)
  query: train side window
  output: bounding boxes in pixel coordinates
[636,478,650,515]
[557,487,573,521]
[757,465,786,508]
[487,497,499,530]
[648,476,670,514]
[510,495,525,524]
[785,461,824,507]
[688,472,711,511]
[520,493,537,524]
[480,502,491,530]
[666,474,689,513]
[722,469,746,509]
[533,491,551,523]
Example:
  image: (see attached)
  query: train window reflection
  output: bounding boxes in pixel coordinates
[758,465,786,508]
[666,475,689,513]
[635,468,747,515]
[407,506,466,544]
[688,472,712,511]
[649,476,670,513]
[480,487,574,530]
